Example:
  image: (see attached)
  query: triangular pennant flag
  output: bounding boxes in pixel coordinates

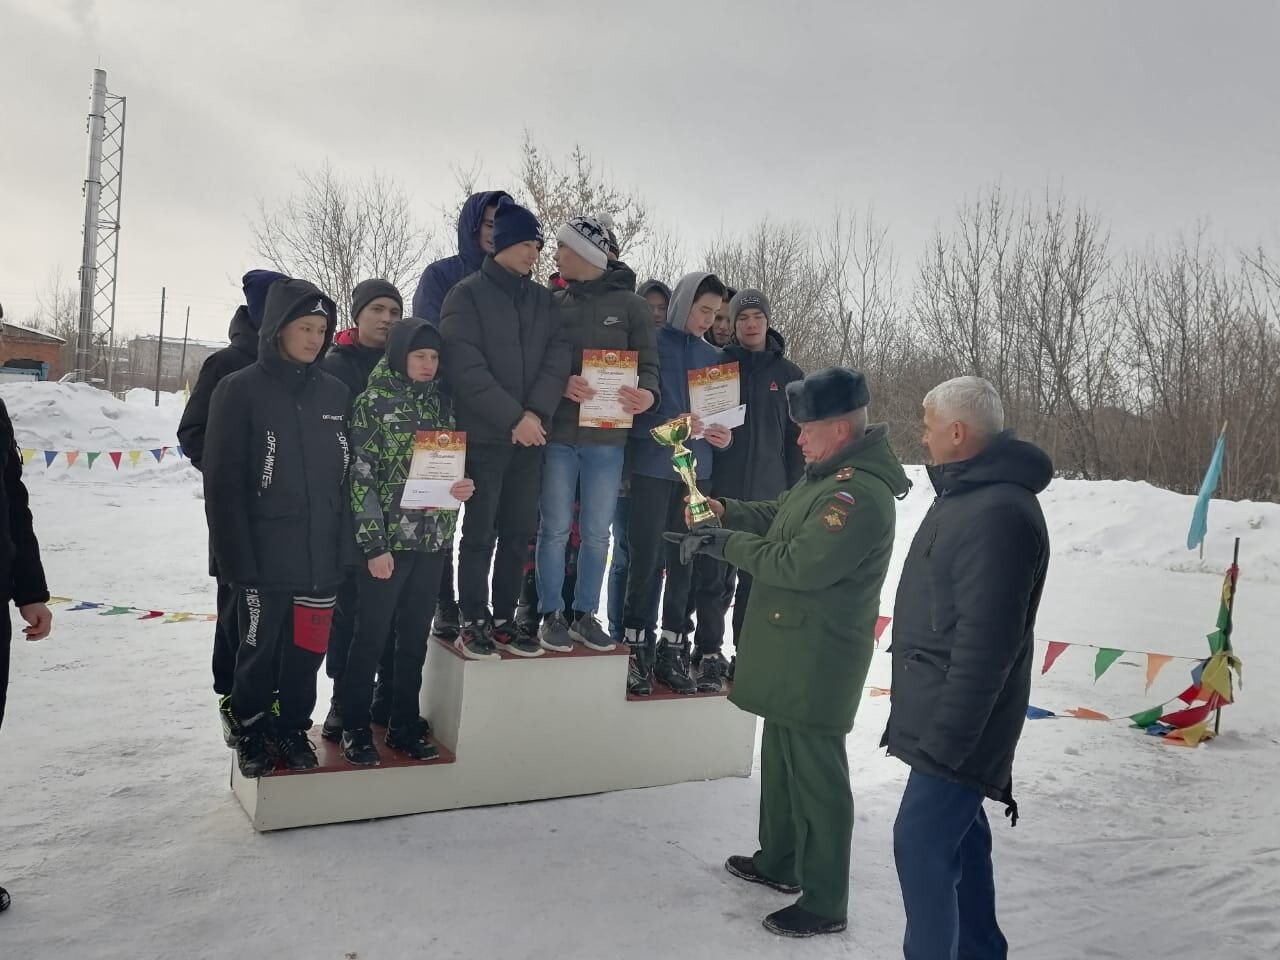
[150,448,163,463]
[874,615,891,644]
[66,451,80,467]
[109,451,122,469]
[128,450,142,466]
[136,610,164,620]
[1026,706,1057,720]
[1164,721,1214,747]
[47,596,72,605]
[1041,641,1070,675]
[1207,630,1227,655]
[1199,653,1235,703]
[1145,654,1173,693]
[1177,684,1204,705]
[164,612,195,623]
[68,601,103,612]
[21,448,34,465]
[87,451,101,469]
[1191,659,1207,687]
[1160,702,1215,729]
[177,445,187,458]
[204,614,218,622]
[868,686,891,697]
[1094,648,1124,681]
[98,606,133,616]
[1129,706,1165,728]
[43,450,57,467]
[1066,707,1111,720]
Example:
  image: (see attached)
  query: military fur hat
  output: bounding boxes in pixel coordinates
[786,366,871,423]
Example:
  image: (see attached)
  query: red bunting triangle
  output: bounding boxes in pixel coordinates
[136,610,164,620]
[1041,641,1069,675]
[108,451,123,469]
[1177,684,1204,705]
[1160,702,1216,728]
[874,615,891,644]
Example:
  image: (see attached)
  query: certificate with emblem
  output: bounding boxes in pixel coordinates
[579,349,639,428]
[400,430,466,510]
[688,362,741,419]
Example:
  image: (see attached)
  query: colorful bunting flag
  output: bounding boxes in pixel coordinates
[1198,653,1236,703]
[1160,702,1216,729]
[136,610,164,620]
[1145,654,1172,693]
[164,612,195,623]
[1128,706,1165,728]
[87,451,101,469]
[68,601,103,612]
[66,451,80,467]
[868,686,891,697]
[127,450,142,466]
[20,448,34,465]
[150,448,163,463]
[1066,707,1110,720]
[99,606,133,616]
[43,450,57,467]
[1165,721,1214,747]
[1094,647,1125,681]
[1042,641,1070,675]
[109,451,122,469]
[1186,424,1226,551]
[1026,706,1057,720]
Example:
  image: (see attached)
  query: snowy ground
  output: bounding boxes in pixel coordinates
[1,382,1277,959]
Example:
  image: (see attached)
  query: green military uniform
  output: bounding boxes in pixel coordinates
[719,424,909,921]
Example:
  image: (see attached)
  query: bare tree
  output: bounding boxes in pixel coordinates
[25,268,81,376]
[629,223,689,289]
[251,163,432,326]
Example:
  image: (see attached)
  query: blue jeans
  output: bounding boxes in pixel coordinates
[894,769,1008,960]
[607,495,661,640]
[536,443,625,616]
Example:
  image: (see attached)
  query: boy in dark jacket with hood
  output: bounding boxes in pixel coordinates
[332,317,475,766]
[535,216,660,654]
[177,269,287,721]
[888,376,1050,960]
[692,289,804,691]
[441,198,571,657]
[622,271,731,695]
[203,279,353,778]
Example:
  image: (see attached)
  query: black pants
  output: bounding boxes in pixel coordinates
[338,550,444,730]
[0,604,11,732]
[230,588,332,731]
[693,560,752,655]
[437,550,456,608]
[325,572,360,681]
[457,443,543,621]
[624,475,697,633]
[211,579,239,695]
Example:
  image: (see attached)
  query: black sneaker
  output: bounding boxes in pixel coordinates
[235,727,274,778]
[455,619,501,661]
[538,611,574,653]
[626,631,654,696]
[432,599,461,640]
[762,904,847,938]
[569,613,616,652]
[654,635,697,694]
[272,728,319,771]
[341,726,380,766]
[494,619,544,658]
[321,699,343,742]
[724,855,800,894]
[386,717,439,761]
[218,694,237,747]
[696,651,730,693]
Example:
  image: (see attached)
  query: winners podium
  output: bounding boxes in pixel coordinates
[231,638,757,831]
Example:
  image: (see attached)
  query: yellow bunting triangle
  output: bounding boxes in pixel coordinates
[1199,652,1242,703]
[1165,721,1214,747]
[128,450,142,466]
[21,449,34,465]
[1145,654,1173,693]
[47,596,72,605]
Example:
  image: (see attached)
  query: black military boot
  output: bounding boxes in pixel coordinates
[654,633,697,694]
[762,904,847,938]
[235,725,274,779]
[385,717,439,761]
[695,650,731,693]
[321,698,343,742]
[625,628,654,696]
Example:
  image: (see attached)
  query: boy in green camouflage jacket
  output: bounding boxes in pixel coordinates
[330,317,475,766]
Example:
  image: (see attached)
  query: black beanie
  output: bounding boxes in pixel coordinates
[491,197,545,254]
[351,279,403,325]
[408,323,442,355]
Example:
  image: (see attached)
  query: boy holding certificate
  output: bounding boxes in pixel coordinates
[535,216,661,654]
[337,318,475,766]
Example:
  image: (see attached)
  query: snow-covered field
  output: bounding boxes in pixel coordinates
[1,381,1277,959]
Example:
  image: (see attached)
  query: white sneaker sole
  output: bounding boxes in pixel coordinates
[569,628,616,652]
[495,641,544,658]
[539,637,574,653]
[453,638,501,661]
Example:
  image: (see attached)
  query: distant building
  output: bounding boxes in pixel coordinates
[0,322,67,382]
[126,335,224,392]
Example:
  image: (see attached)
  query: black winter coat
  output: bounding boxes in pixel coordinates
[321,336,384,406]
[885,433,1052,819]
[0,400,49,607]
[440,257,571,443]
[709,329,804,501]
[177,306,258,471]
[202,279,354,594]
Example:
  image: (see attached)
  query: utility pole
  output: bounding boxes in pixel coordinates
[178,306,190,390]
[154,287,166,407]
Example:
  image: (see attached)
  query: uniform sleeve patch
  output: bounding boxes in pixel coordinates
[833,491,857,505]
[821,504,848,531]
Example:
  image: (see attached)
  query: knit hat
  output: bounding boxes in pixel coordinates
[556,215,612,270]
[729,288,771,323]
[492,197,544,254]
[242,269,289,330]
[351,278,402,325]
[598,212,621,258]
[786,367,871,423]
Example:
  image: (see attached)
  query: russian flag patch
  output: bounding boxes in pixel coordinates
[833,491,857,505]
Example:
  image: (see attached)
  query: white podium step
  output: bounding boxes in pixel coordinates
[231,638,757,831]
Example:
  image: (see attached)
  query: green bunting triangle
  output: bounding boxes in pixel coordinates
[1207,630,1226,655]
[87,451,101,469]
[1129,706,1164,728]
[1094,647,1124,681]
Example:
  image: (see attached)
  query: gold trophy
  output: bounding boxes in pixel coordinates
[650,413,721,528]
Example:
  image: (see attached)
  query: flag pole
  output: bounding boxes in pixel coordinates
[1213,536,1240,736]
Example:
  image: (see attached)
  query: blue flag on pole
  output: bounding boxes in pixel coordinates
[1186,426,1227,550]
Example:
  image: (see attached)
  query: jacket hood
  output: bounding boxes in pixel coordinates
[457,190,512,272]
[567,260,639,298]
[227,305,258,345]
[383,316,442,383]
[666,271,713,334]
[258,278,337,367]
[637,279,672,302]
[927,431,1053,497]
[809,424,912,498]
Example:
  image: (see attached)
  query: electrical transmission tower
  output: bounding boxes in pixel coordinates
[75,68,127,387]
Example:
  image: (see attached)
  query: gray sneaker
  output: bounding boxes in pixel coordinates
[570,613,616,652]
[538,612,574,653]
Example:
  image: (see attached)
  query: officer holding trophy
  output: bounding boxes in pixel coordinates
[665,367,910,939]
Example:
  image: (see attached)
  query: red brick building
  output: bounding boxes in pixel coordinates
[0,322,67,381]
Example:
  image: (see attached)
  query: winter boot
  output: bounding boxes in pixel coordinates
[695,650,731,693]
[341,727,380,767]
[431,598,461,640]
[538,611,574,653]
[235,726,274,779]
[218,694,237,747]
[625,629,654,696]
[386,717,439,761]
[654,633,697,694]
[762,904,847,938]
[724,855,800,894]
[455,618,501,661]
[272,728,319,771]
[321,698,344,742]
[493,618,543,658]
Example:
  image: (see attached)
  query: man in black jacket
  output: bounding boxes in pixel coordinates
[203,279,354,777]
[176,269,286,716]
[692,290,804,691]
[441,198,571,658]
[887,376,1051,960]
[0,301,54,915]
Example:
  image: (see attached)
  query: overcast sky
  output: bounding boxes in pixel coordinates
[2,0,1277,343]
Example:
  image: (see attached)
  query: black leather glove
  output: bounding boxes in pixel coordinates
[662,527,734,565]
